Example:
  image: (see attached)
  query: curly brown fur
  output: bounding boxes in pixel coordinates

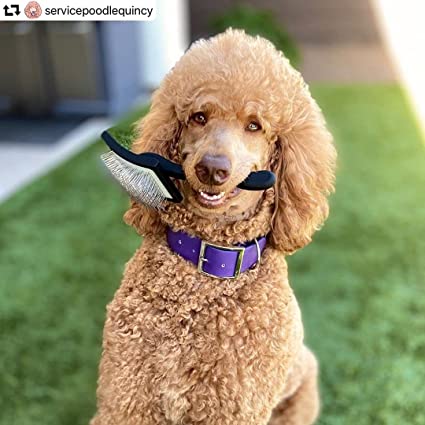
[92,29,336,425]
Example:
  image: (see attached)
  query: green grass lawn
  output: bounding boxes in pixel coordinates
[1,85,425,425]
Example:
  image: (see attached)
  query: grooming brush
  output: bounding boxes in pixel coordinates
[100,130,276,209]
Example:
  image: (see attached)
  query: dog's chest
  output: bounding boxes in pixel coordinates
[106,244,302,422]
[116,293,298,423]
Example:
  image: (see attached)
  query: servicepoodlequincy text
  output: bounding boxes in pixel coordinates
[44,6,154,17]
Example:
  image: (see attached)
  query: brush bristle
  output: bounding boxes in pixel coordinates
[101,151,170,209]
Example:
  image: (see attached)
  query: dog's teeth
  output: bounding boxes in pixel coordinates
[200,191,225,201]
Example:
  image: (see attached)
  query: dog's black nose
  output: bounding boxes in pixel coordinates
[195,154,231,185]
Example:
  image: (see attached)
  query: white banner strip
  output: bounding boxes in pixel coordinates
[1,0,155,20]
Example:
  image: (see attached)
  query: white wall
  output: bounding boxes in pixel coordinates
[372,0,425,135]
[138,0,189,91]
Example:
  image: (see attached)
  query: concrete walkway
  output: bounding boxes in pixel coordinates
[0,117,111,203]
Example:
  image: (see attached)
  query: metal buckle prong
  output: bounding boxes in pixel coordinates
[198,240,245,279]
[252,238,261,269]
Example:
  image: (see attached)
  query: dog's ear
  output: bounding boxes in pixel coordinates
[123,89,181,236]
[269,99,336,254]
[131,89,181,159]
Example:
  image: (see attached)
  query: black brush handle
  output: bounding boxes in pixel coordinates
[101,130,276,190]
[238,170,276,191]
[102,132,185,179]
[101,131,160,168]
[142,153,185,180]
[147,153,276,190]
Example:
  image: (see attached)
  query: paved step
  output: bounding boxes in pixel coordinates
[300,42,396,82]
[189,0,395,82]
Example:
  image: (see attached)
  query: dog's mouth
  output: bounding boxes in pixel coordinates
[191,186,242,209]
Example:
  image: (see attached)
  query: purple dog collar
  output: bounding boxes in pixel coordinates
[166,228,267,279]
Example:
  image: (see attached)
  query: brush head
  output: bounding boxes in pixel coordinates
[101,151,181,209]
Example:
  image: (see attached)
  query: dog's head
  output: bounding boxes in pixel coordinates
[125,29,336,254]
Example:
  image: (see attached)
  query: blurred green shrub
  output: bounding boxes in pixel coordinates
[210,4,300,68]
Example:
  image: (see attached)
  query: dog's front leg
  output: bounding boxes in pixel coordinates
[268,346,320,425]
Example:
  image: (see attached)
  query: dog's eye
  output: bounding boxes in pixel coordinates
[246,121,262,132]
[191,112,207,125]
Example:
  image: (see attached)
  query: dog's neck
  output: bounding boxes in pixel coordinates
[158,189,274,245]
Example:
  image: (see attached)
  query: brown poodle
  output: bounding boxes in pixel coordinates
[91,29,336,425]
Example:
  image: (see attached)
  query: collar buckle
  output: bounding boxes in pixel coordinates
[198,240,245,279]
